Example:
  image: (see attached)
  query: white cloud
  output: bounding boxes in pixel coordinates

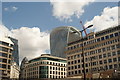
[85,6,119,32]
[12,6,18,11]
[11,27,50,61]
[0,25,50,62]
[4,8,9,11]
[0,24,11,38]
[50,0,95,22]
[4,6,18,12]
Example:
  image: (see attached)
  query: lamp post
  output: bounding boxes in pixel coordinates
[80,24,93,80]
[72,24,93,80]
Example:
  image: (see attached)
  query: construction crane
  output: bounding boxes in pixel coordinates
[80,21,93,37]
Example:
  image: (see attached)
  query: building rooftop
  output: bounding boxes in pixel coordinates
[0,36,14,44]
[28,54,67,63]
[68,25,120,46]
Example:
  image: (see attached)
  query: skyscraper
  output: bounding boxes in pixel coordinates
[50,26,81,58]
[8,37,19,66]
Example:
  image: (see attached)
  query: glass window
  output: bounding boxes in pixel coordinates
[75,65,77,69]
[97,38,100,42]
[99,55,102,59]
[117,50,120,55]
[109,65,113,69]
[114,32,119,36]
[104,60,107,64]
[116,44,120,49]
[78,60,80,63]
[99,61,102,64]
[111,45,115,50]
[112,52,116,56]
[103,54,106,58]
[101,37,104,40]
[78,65,80,68]
[107,53,111,57]
[114,64,117,68]
[108,59,112,63]
[118,57,120,61]
[105,35,109,39]
[75,71,77,74]
[110,34,114,38]
[102,48,106,52]
[113,58,117,62]
[78,70,81,73]
[107,46,110,51]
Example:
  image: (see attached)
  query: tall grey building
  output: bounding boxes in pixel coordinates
[8,37,19,65]
[50,26,81,58]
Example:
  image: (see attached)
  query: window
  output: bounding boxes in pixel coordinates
[117,50,120,55]
[68,62,70,65]
[78,65,80,68]
[116,44,120,49]
[113,58,117,62]
[118,57,120,61]
[101,37,104,40]
[75,71,77,74]
[110,34,114,38]
[99,61,102,64]
[103,54,106,58]
[97,38,100,42]
[78,70,81,73]
[105,35,109,39]
[114,32,119,36]
[102,48,106,52]
[109,65,113,69]
[107,53,111,57]
[104,60,107,64]
[98,49,101,53]
[1,53,8,57]
[71,61,73,64]
[108,59,112,63]
[2,59,7,63]
[2,64,6,68]
[111,45,115,50]
[107,46,110,51]
[114,64,117,68]
[74,60,77,64]
[78,60,80,63]
[99,55,102,59]
[75,65,77,69]
[112,52,116,56]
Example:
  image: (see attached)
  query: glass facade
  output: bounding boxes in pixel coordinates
[50,26,81,58]
[8,37,19,65]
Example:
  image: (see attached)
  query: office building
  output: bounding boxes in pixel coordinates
[0,36,13,79]
[19,57,28,79]
[50,26,81,58]
[65,26,120,79]
[8,37,19,66]
[20,54,67,79]
[10,61,20,79]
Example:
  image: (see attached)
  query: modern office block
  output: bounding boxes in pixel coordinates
[20,54,67,79]
[50,26,81,58]
[8,37,19,66]
[66,26,120,79]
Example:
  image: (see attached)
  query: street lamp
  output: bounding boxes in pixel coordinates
[72,24,93,80]
[80,24,93,80]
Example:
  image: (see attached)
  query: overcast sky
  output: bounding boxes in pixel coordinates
[0,0,119,62]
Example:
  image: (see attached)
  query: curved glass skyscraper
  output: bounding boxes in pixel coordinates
[50,26,81,58]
